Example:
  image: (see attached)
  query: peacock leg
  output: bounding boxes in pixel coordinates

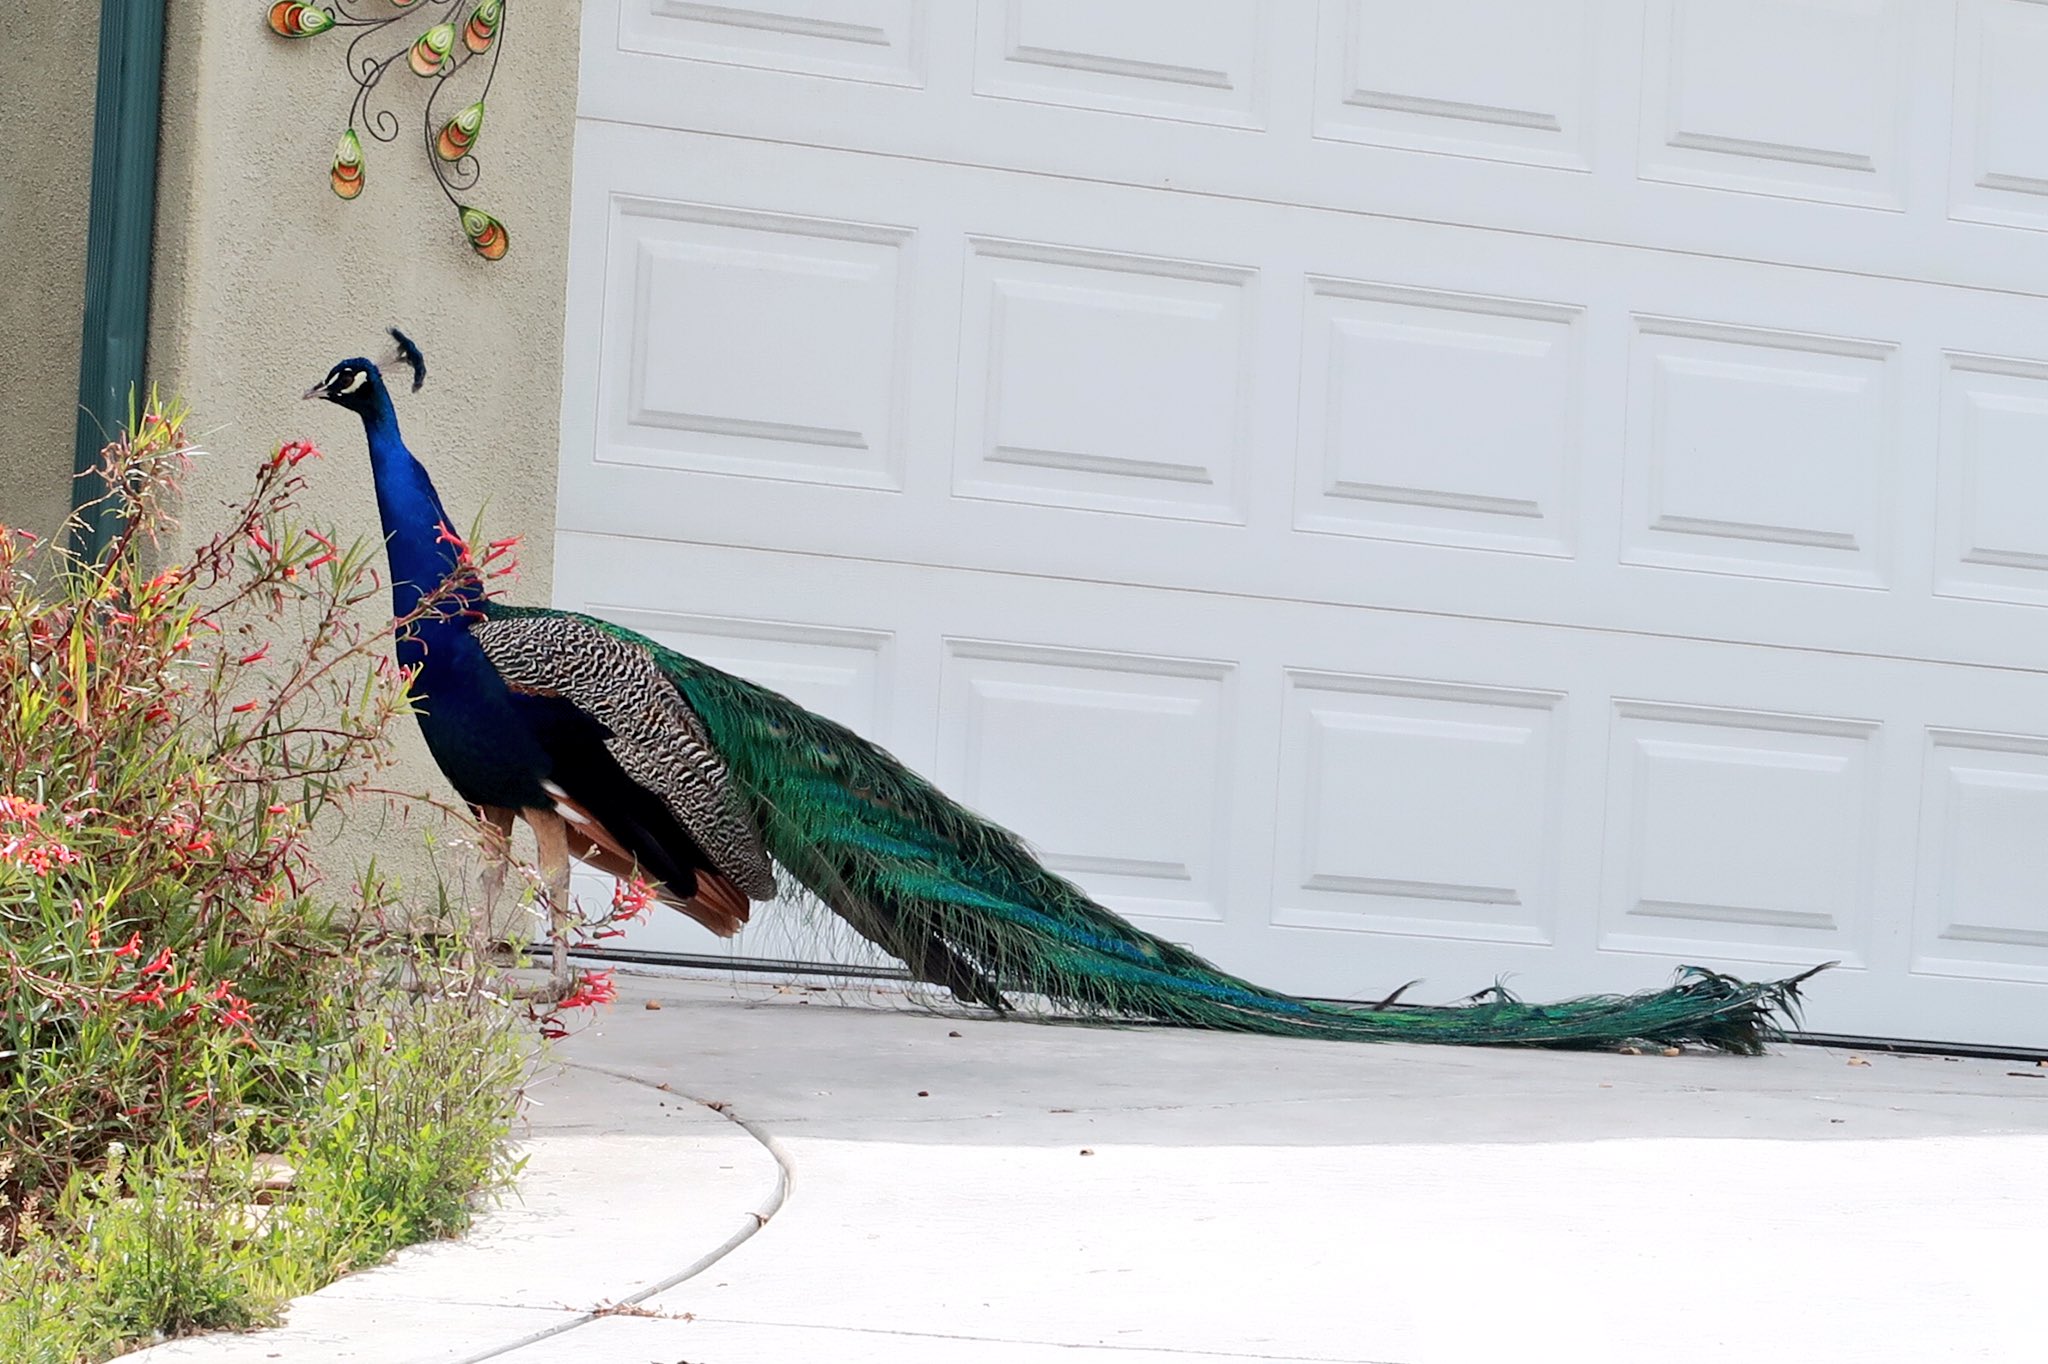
[527,808,575,1000]
[475,803,518,916]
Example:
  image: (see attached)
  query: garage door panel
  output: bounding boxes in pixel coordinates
[557,600,911,968]
[1271,672,1567,949]
[1640,0,1914,209]
[937,640,1237,924]
[1622,316,1900,588]
[1598,701,1882,969]
[955,238,1258,522]
[974,0,1270,129]
[1315,0,1602,169]
[1914,729,2048,986]
[617,0,930,86]
[1296,279,1585,556]
[1951,0,2048,229]
[1935,351,2048,607]
[598,198,917,490]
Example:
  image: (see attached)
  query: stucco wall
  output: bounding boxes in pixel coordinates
[0,1,103,539]
[150,2,580,899]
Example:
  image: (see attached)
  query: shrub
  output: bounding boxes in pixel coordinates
[0,397,529,1361]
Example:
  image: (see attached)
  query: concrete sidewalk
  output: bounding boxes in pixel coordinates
[125,973,2048,1364]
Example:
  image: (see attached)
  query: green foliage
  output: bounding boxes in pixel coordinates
[0,399,528,1362]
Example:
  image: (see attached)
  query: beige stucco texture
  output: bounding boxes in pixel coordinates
[0,0,104,540]
[151,3,578,591]
[147,3,582,900]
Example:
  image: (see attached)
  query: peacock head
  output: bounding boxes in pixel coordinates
[302,357,386,412]
[303,328,427,412]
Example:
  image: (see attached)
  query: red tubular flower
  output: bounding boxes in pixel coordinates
[304,552,338,570]
[238,643,269,665]
[248,527,276,556]
[558,970,618,1011]
[278,439,321,466]
[232,699,261,714]
[0,794,46,822]
[139,946,174,976]
[610,877,653,923]
[123,985,165,1007]
[112,932,141,958]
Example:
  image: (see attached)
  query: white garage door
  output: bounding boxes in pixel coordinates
[560,0,2048,1049]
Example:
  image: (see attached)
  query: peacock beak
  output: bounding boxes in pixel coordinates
[302,381,329,401]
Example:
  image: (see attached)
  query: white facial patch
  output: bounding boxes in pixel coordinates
[336,369,369,395]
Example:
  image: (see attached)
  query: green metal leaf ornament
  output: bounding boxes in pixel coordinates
[465,0,504,54]
[330,128,365,199]
[436,102,486,161]
[409,22,458,77]
[267,3,335,37]
[459,206,509,261]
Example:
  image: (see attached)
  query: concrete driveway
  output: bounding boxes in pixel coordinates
[126,973,2048,1364]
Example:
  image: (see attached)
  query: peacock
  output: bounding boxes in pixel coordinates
[307,330,1823,1052]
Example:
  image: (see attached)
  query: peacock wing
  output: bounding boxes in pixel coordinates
[469,611,778,905]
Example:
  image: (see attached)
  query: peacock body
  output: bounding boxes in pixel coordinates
[309,335,1819,1052]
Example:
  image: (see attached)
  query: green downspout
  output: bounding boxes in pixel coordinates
[70,0,168,559]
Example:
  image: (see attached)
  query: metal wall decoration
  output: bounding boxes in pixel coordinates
[268,1,511,261]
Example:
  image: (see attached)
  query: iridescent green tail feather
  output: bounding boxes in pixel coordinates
[603,617,1820,1054]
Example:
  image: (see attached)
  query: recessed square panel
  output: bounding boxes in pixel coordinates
[1297,280,1582,556]
[591,607,892,735]
[973,0,1266,128]
[1935,353,2048,606]
[1272,674,1565,946]
[956,239,1255,523]
[575,606,896,965]
[1623,317,1896,586]
[1640,0,1908,208]
[1950,0,2048,228]
[1601,702,1877,965]
[619,0,927,86]
[1913,730,2048,984]
[938,641,1234,922]
[603,200,912,489]
[1314,0,1596,169]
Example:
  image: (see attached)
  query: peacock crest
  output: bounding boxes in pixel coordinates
[268,1,512,261]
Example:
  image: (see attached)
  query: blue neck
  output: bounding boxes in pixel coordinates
[357,387,483,626]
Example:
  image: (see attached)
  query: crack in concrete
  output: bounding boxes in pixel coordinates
[444,1060,793,1364]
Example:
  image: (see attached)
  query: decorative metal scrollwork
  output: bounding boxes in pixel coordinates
[269,1,511,261]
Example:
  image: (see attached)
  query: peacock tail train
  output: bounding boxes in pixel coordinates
[486,602,1823,1055]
